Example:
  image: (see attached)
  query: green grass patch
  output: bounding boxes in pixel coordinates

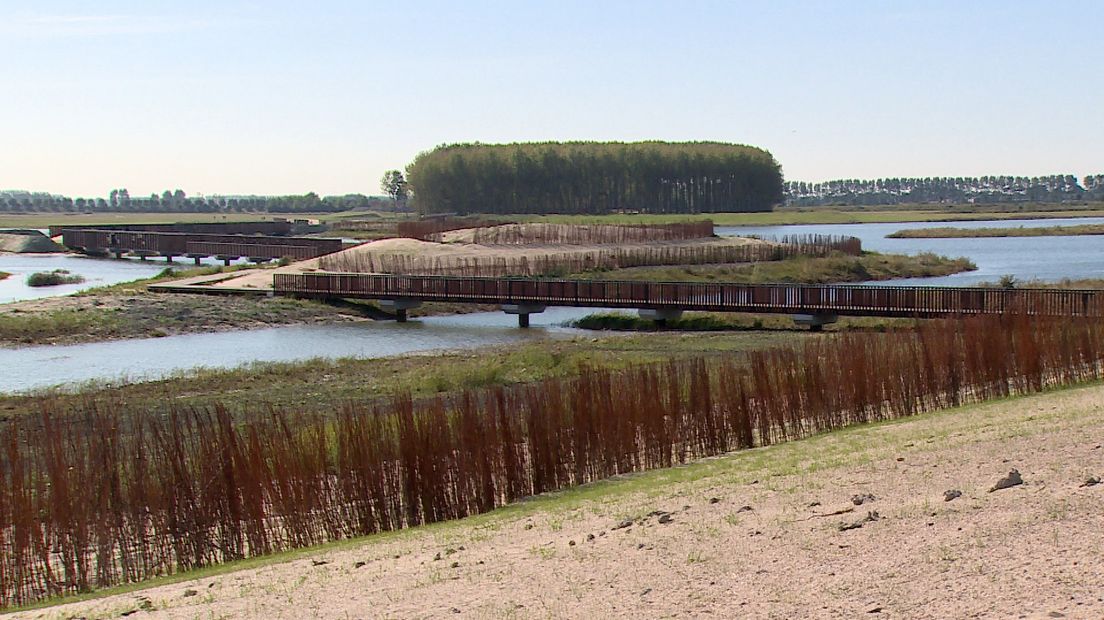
[77,264,263,296]
[889,223,1104,238]
[572,311,909,333]
[0,271,9,281]
[570,251,975,284]
[978,277,1104,290]
[0,212,304,229]
[0,308,122,343]
[0,331,803,416]
[25,269,85,287]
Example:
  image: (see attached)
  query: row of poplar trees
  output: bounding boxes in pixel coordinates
[405,141,784,215]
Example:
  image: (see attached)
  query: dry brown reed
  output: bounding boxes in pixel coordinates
[429,221,717,244]
[3,315,1099,607]
[318,234,861,277]
[396,218,512,240]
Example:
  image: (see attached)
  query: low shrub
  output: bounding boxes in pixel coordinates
[25,269,85,287]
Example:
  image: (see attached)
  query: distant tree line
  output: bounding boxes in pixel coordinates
[786,175,1104,206]
[406,141,784,215]
[0,189,399,214]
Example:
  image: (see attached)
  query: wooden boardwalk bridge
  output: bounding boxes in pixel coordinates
[274,273,1104,328]
[60,227,342,264]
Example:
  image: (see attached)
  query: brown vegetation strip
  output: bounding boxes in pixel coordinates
[433,221,716,244]
[319,234,860,277]
[1,315,1102,607]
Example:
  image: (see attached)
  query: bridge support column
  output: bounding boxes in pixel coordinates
[379,299,423,323]
[638,307,683,327]
[502,304,546,328]
[216,255,238,266]
[186,254,205,265]
[164,255,175,264]
[792,313,839,332]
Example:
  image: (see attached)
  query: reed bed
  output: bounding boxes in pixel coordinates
[429,221,717,244]
[318,235,861,277]
[396,218,512,240]
[2,315,1102,607]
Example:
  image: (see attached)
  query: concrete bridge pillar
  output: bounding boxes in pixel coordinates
[502,304,547,328]
[792,313,839,332]
[380,299,423,323]
[638,307,683,327]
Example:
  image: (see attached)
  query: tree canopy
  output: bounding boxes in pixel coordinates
[405,141,784,215]
[785,175,1104,206]
[0,190,396,214]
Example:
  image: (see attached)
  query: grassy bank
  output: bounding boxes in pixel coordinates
[0,271,9,281]
[0,212,303,229]
[570,251,975,284]
[0,295,351,346]
[572,312,911,333]
[979,277,1104,290]
[889,223,1104,238]
[0,264,364,346]
[0,331,803,417]
[520,203,1104,227]
[5,204,1103,231]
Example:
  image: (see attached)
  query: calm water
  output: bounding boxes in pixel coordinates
[717,216,1104,286]
[0,254,168,304]
[0,252,259,304]
[0,307,602,393]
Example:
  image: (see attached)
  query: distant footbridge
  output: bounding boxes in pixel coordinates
[273,273,1104,329]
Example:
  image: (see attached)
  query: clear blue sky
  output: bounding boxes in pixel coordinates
[3,0,1101,197]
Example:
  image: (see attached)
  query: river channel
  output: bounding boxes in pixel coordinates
[2,217,1101,392]
[716,216,1104,286]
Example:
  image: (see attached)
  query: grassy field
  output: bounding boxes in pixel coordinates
[0,331,803,418]
[6,203,1103,231]
[889,223,1104,238]
[0,212,303,229]
[519,204,1104,227]
[569,251,975,284]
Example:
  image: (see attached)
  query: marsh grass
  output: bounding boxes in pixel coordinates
[25,269,84,287]
[569,251,975,284]
[571,312,908,333]
[0,308,121,343]
[888,223,1104,238]
[0,332,804,417]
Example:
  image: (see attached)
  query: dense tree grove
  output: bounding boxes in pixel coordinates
[0,190,397,214]
[406,141,784,215]
[786,174,1104,206]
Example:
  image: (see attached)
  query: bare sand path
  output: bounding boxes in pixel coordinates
[10,384,1104,620]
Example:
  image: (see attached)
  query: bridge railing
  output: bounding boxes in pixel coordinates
[274,273,1104,318]
[60,229,342,259]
